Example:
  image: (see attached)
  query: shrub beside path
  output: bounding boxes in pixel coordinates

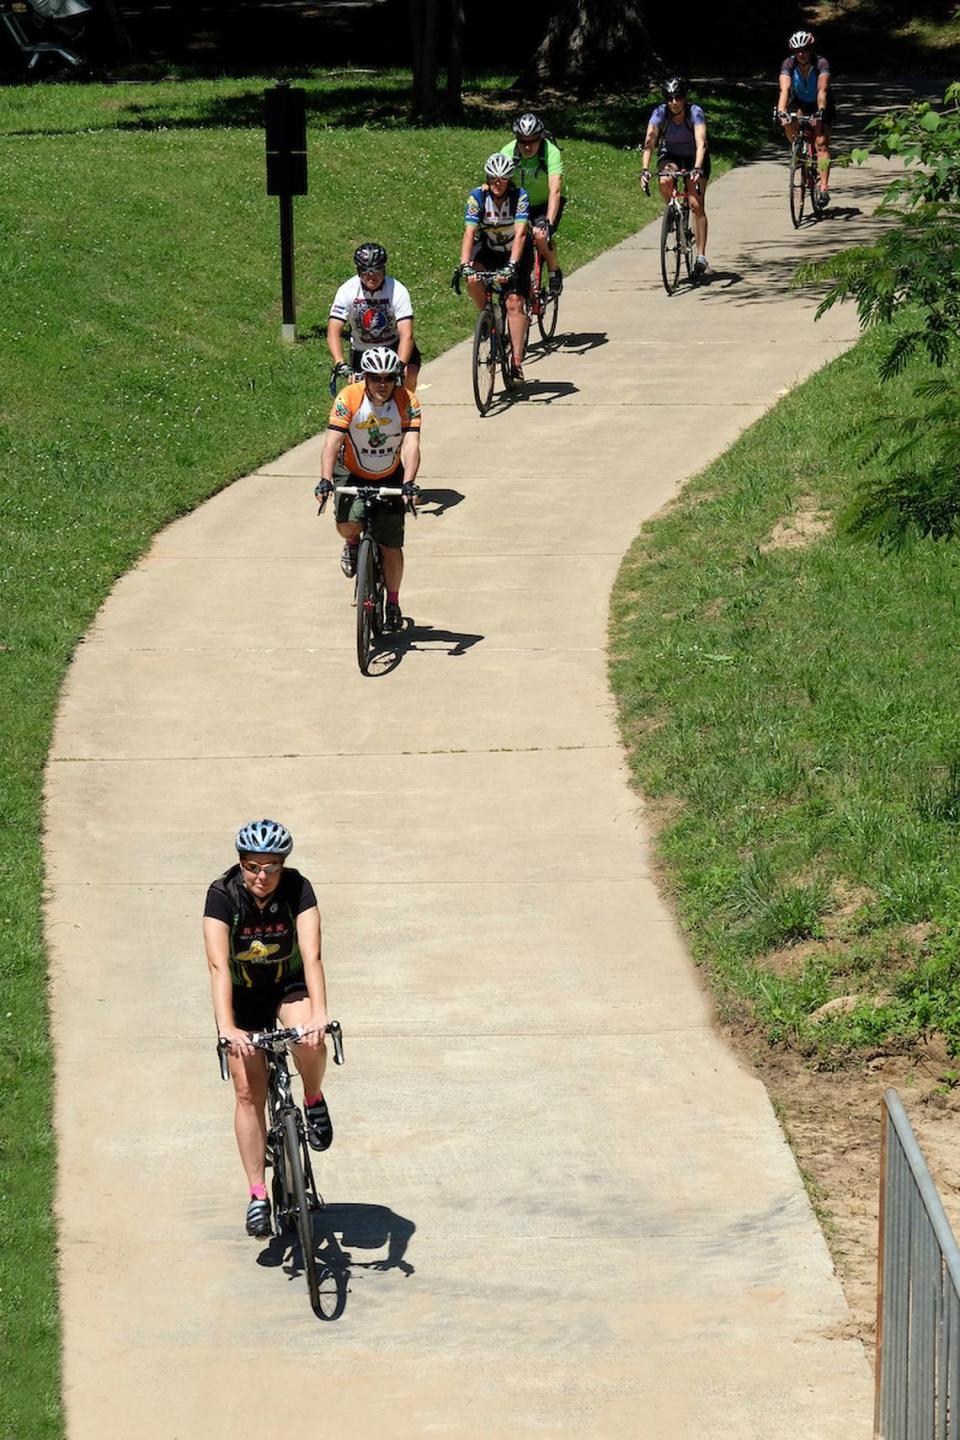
[46,101,895,1437]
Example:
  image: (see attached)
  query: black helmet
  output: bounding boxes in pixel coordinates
[354,242,387,273]
[512,112,545,140]
[663,76,688,99]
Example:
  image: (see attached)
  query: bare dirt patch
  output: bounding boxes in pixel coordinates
[760,497,833,552]
[737,1030,960,1359]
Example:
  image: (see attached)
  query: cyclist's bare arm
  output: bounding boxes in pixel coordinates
[203,916,256,1055]
[459,223,477,269]
[327,315,347,368]
[509,221,528,267]
[395,316,415,367]
[320,425,345,484]
[546,173,563,227]
[400,429,421,487]
[693,123,708,172]
[641,122,660,176]
[293,906,328,1048]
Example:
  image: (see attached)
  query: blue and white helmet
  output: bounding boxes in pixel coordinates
[235,818,293,856]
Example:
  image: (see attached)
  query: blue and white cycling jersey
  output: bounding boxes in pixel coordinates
[464,184,530,252]
[780,54,830,107]
[649,102,706,158]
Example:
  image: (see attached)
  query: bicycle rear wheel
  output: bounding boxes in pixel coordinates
[660,205,681,294]
[472,308,495,414]
[789,147,806,228]
[355,535,377,675]
[282,1110,321,1316]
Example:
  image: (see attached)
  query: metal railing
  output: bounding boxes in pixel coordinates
[875,1088,960,1439]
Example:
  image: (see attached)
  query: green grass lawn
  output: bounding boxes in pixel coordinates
[610,330,960,1068]
[0,69,764,1438]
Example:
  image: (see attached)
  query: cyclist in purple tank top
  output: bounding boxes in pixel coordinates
[640,77,711,276]
[776,29,834,206]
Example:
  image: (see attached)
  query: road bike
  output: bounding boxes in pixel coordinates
[657,169,703,295]
[453,268,522,415]
[528,242,559,345]
[782,112,828,228]
[217,1021,347,1320]
[319,482,419,675]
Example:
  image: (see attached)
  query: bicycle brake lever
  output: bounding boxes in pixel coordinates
[326,1020,345,1065]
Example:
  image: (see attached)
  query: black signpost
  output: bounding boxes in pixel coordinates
[264,81,307,342]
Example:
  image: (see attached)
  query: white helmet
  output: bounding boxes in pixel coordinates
[360,346,403,379]
[485,152,515,180]
[788,29,815,50]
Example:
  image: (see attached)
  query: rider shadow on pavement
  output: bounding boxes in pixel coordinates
[366,621,485,675]
[257,1202,416,1282]
[517,378,579,404]
[543,331,609,356]
[416,488,466,518]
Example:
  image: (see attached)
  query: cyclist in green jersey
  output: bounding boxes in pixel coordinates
[501,112,565,295]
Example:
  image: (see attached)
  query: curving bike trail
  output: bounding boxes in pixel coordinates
[45,90,905,1438]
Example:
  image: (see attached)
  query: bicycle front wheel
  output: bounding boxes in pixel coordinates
[282,1110,321,1316]
[660,205,681,294]
[498,306,516,390]
[789,148,806,228]
[314,1261,348,1321]
[536,283,559,342]
[355,536,377,675]
[472,308,495,414]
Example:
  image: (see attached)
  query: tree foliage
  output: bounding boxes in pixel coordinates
[797,85,960,549]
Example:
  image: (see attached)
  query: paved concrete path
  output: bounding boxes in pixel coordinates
[46,101,896,1438]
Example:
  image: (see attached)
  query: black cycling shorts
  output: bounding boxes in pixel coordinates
[530,197,566,234]
[470,239,534,299]
[232,976,308,1033]
[658,151,712,182]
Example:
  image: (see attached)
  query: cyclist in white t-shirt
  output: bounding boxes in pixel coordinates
[327,242,421,392]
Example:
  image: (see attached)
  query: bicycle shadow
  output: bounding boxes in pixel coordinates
[365,621,485,675]
[416,488,466,518]
[257,1202,416,1283]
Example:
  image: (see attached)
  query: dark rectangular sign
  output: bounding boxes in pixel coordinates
[265,85,307,196]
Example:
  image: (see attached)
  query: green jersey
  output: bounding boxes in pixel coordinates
[500,138,564,209]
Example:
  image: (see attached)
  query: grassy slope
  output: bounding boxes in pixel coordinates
[0,70,764,1438]
[610,330,960,1064]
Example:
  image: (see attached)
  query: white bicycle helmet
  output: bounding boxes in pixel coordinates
[512,112,545,140]
[235,819,293,856]
[485,152,515,180]
[788,30,815,50]
[360,346,404,378]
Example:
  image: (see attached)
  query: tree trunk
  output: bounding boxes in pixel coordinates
[528,0,662,92]
[408,0,440,122]
[445,0,465,118]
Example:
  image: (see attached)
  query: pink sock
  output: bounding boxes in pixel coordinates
[250,1183,267,1200]
[304,1093,323,1107]
[387,591,399,605]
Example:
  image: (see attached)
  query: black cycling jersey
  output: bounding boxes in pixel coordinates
[204,864,317,988]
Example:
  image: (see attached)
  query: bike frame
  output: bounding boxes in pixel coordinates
[658,169,699,294]
[785,113,826,226]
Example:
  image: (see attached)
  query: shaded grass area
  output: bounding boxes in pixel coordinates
[0,70,765,1437]
[610,329,960,1070]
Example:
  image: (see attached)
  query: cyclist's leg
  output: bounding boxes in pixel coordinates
[657,158,679,202]
[467,242,493,311]
[279,990,328,1099]
[815,114,832,195]
[690,159,710,258]
[229,986,275,1189]
[505,243,533,366]
[369,491,406,605]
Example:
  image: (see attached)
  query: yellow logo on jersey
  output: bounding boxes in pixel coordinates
[236,939,281,963]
